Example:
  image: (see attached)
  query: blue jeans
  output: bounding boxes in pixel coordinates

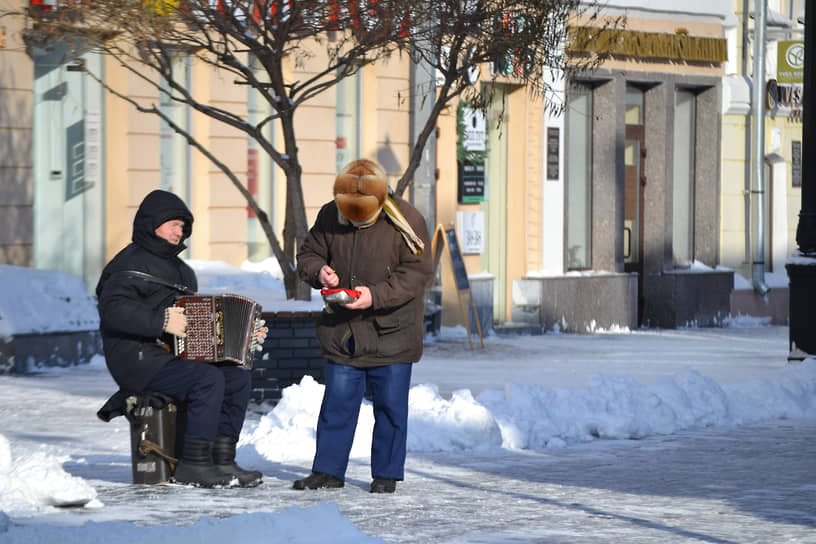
[145,360,252,442]
[312,361,412,481]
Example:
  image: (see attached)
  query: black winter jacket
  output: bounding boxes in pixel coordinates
[95,190,196,392]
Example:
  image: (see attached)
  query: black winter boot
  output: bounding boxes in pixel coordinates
[212,435,263,488]
[172,437,240,488]
[370,477,397,494]
[292,471,344,490]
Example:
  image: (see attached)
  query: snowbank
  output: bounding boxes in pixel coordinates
[240,360,816,457]
[0,265,98,338]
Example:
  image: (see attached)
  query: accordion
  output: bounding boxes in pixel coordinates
[173,294,263,369]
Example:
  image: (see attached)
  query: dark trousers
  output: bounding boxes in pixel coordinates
[145,359,252,442]
[312,361,412,481]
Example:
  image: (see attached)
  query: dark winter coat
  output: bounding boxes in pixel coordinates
[95,190,196,392]
[297,195,433,368]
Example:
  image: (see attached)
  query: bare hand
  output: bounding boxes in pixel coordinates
[343,286,372,310]
[163,306,187,337]
[319,265,339,288]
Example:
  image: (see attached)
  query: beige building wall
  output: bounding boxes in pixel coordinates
[434,104,462,325]
[720,113,749,276]
[719,0,803,280]
[100,41,417,276]
[766,116,803,271]
[297,44,338,228]
[505,85,532,321]
[201,63,250,265]
[433,78,543,325]
[373,53,411,189]
[0,0,33,267]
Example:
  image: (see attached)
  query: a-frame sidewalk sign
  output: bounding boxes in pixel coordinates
[430,224,484,349]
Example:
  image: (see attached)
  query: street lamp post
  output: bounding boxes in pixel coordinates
[787,0,816,358]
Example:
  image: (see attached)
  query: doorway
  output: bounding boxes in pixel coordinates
[32,44,104,290]
[623,86,646,321]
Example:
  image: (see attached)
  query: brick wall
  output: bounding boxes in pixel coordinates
[251,311,324,405]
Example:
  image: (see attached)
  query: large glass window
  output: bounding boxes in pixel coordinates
[160,53,191,203]
[565,83,593,269]
[247,54,278,261]
[336,71,360,172]
[624,86,644,267]
[673,88,696,267]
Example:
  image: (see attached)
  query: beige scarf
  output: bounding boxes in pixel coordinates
[338,196,425,255]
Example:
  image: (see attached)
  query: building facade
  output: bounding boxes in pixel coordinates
[480,1,736,331]
[0,0,801,333]
[721,0,803,325]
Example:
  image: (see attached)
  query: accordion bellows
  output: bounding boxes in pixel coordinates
[173,294,262,369]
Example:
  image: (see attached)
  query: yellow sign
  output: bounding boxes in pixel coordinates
[778,40,804,84]
[569,27,728,63]
[0,26,5,49]
[144,0,178,15]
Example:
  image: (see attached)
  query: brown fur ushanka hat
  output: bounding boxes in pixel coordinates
[333,159,388,224]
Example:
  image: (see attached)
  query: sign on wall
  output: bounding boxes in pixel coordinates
[546,127,560,181]
[458,162,485,203]
[793,140,802,188]
[765,79,803,121]
[456,211,485,254]
[461,107,486,151]
[778,40,804,84]
[457,106,487,203]
[65,121,89,200]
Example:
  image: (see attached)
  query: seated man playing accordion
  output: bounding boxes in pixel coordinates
[96,189,266,488]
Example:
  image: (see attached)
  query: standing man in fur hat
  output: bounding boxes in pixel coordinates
[294,159,433,493]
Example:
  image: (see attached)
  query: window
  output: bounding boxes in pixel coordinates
[336,71,360,172]
[565,83,593,269]
[247,54,278,261]
[673,88,696,267]
[624,86,644,266]
[160,52,191,203]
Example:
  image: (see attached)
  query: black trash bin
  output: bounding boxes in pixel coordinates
[786,261,816,357]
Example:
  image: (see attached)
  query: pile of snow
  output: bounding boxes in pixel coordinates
[0,265,98,338]
[0,434,99,514]
[191,259,322,313]
[240,360,816,458]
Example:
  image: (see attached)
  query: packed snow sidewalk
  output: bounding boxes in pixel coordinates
[2,324,816,543]
[1,261,815,542]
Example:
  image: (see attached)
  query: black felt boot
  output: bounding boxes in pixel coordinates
[370,477,397,494]
[172,437,239,488]
[212,435,263,488]
[292,471,344,490]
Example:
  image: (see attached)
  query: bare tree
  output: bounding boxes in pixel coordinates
[17,0,617,299]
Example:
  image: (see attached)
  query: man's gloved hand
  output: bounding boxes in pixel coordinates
[163,306,187,337]
[254,319,268,351]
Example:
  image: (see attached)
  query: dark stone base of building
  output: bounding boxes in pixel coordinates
[0,330,101,374]
[642,270,734,328]
[511,270,733,332]
[512,274,638,333]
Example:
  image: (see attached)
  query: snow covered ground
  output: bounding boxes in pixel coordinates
[1,261,815,543]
